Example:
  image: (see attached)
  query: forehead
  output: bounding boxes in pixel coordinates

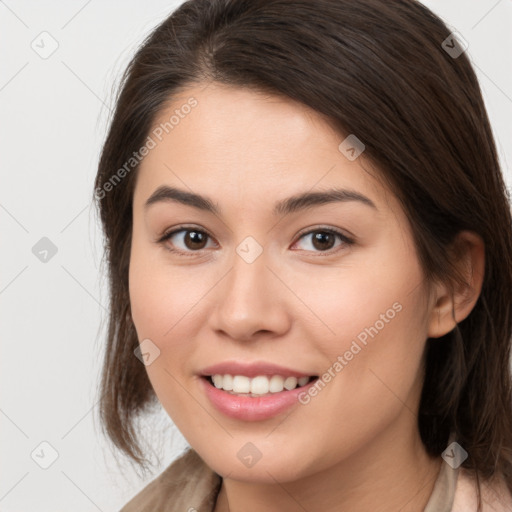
[133,82,395,216]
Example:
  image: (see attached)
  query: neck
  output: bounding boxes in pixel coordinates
[213,422,442,512]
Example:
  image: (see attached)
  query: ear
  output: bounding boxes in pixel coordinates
[427,230,485,338]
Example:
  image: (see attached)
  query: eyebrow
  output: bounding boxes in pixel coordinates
[144,185,377,216]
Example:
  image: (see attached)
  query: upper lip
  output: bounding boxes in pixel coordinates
[199,361,316,379]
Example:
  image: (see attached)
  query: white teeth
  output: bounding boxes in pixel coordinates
[222,374,233,391]
[250,376,269,394]
[298,376,309,386]
[269,375,285,393]
[209,374,313,395]
[232,375,250,393]
[284,376,298,390]
[212,374,223,388]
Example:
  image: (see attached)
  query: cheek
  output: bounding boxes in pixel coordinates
[289,237,426,352]
[293,236,429,409]
[128,240,195,388]
[128,235,201,342]
[128,240,216,401]
[128,249,205,430]
[291,279,429,462]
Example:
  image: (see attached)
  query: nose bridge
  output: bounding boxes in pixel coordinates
[234,237,267,292]
[209,236,288,340]
[225,237,272,315]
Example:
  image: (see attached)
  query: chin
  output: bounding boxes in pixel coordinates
[196,441,315,483]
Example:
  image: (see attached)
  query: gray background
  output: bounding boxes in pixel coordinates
[1,1,511,510]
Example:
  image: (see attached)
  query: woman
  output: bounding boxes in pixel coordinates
[93,0,512,510]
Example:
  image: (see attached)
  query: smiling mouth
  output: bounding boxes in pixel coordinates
[203,374,318,397]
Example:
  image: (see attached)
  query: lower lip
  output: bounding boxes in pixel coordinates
[200,376,318,421]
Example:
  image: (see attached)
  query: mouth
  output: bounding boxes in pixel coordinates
[198,360,321,420]
[202,374,319,398]
[200,372,320,421]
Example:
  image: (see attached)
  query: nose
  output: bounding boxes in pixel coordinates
[208,245,291,342]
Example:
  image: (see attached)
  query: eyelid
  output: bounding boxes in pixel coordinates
[157,224,215,243]
[294,224,354,242]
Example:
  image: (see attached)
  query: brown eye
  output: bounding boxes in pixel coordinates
[158,227,215,254]
[183,230,208,250]
[293,227,354,254]
[311,231,336,251]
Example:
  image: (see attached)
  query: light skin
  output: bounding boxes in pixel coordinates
[128,82,485,512]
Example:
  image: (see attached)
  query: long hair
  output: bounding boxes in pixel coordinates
[93,1,512,508]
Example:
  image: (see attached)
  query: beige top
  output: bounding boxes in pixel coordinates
[120,447,512,512]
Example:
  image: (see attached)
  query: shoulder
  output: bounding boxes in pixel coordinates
[452,467,512,512]
[119,448,222,512]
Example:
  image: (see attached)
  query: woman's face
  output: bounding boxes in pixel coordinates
[129,82,437,482]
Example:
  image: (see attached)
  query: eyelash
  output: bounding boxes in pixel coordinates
[156,224,354,257]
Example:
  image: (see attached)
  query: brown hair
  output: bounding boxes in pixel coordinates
[93,0,512,507]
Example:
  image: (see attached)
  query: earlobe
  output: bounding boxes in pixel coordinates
[427,230,485,339]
